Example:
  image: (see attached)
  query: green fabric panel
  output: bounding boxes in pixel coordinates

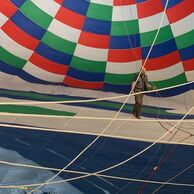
[86,99,180,117]
[0,89,73,101]
[175,30,194,49]
[105,73,135,85]
[42,31,76,55]
[20,0,53,29]
[89,101,177,116]
[141,106,180,116]
[111,20,139,35]
[70,56,106,73]
[0,90,183,118]
[0,47,26,69]
[152,73,187,89]
[0,105,75,116]
[140,25,174,47]
[87,3,112,21]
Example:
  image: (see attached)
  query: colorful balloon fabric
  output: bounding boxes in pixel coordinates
[0,0,193,93]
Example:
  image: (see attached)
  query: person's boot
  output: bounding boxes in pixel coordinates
[133,106,137,117]
[135,106,141,119]
[135,113,141,119]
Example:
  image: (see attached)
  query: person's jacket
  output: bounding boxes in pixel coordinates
[132,74,153,92]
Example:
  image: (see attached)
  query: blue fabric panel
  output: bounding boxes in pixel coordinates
[148,82,193,97]
[110,34,140,49]
[162,0,183,9]
[63,0,89,16]
[83,17,111,35]
[103,83,130,94]
[136,0,182,8]
[142,39,177,58]
[103,82,194,98]
[67,67,104,82]
[0,126,193,194]
[0,60,49,84]
[36,42,72,65]
[136,0,147,3]
[10,0,27,7]
[11,11,46,39]
[179,45,194,60]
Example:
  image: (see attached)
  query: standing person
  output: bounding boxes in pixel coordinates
[131,67,155,119]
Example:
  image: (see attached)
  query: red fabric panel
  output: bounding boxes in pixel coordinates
[54,0,63,4]
[79,31,110,48]
[64,77,104,89]
[166,0,193,23]
[108,48,141,62]
[144,51,181,70]
[137,0,164,18]
[29,53,68,74]
[0,0,17,17]
[2,20,40,50]
[113,0,136,6]
[55,6,85,29]
[182,58,194,71]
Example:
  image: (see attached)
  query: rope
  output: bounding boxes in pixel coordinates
[137,134,192,194]
[136,92,192,193]
[26,0,174,192]
[0,122,193,147]
[1,113,194,122]
[10,105,191,190]
[2,0,193,193]
[120,0,140,72]
[0,160,193,189]
[152,164,194,194]
[0,81,193,105]
[166,122,194,135]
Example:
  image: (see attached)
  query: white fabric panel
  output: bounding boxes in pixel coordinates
[171,13,194,37]
[106,60,142,74]
[23,62,66,83]
[48,19,81,43]
[0,30,33,60]
[185,71,194,81]
[90,0,113,6]
[0,13,8,27]
[112,5,138,21]
[74,44,108,61]
[139,12,169,33]
[147,62,184,81]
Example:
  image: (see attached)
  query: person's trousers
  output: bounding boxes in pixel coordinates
[133,94,143,118]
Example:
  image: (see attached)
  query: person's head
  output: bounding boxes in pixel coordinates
[141,67,146,75]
